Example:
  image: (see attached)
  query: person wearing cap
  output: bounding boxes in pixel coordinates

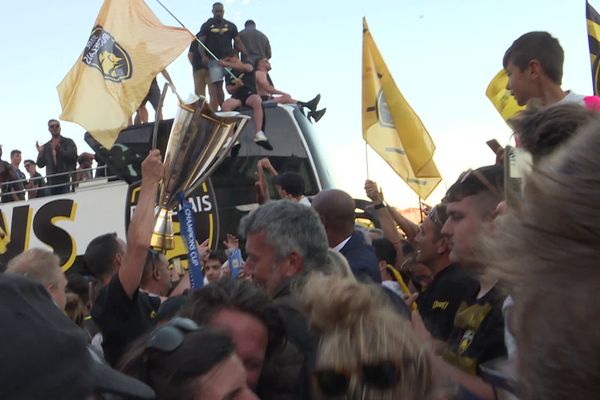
[413,204,478,342]
[0,273,155,399]
[23,159,47,198]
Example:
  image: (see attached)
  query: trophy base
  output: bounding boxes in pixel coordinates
[150,232,174,251]
[151,208,174,251]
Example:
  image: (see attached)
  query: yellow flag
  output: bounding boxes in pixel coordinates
[57,0,194,148]
[362,18,441,199]
[587,1,600,95]
[485,69,524,122]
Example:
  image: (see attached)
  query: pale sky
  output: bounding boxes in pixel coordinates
[0,0,596,208]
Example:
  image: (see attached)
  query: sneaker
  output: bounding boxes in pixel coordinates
[254,131,273,151]
[309,108,326,123]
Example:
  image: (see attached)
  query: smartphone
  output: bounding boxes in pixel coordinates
[504,145,532,207]
[486,139,502,154]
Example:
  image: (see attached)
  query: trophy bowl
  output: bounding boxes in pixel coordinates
[151,97,250,250]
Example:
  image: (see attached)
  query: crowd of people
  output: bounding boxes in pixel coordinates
[1,25,599,400]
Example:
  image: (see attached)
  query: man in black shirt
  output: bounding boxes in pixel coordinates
[414,165,507,400]
[36,119,77,195]
[220,50,272,150]
[415,203,478,342]
[198,2,249,111]
[91,149,164,366]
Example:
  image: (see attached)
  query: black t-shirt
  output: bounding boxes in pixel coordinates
[189,31,206,70]
[199,18,238,59]
[225,62,257,94]
[442,286,507,376]
[416,264,479,341]
[91,274,161,366]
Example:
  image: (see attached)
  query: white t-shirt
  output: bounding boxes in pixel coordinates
[558,90,586,106]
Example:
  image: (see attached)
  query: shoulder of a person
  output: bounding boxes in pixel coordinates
[60,136,75,144]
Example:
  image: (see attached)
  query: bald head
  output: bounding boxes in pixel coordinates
[312,189,356,246]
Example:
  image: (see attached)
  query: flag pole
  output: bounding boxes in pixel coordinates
[365,142,370,179]
[152,83,170,150]
[154,0,240,82]
[418,196,424,223]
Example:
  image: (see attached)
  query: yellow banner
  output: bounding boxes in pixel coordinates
[362,18,441,199]
[485,69,524,122]
[57,0,194,149]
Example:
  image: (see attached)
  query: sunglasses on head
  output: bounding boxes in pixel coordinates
[145,317,199,352]
[458,168,502,200]
[314,360,402,397]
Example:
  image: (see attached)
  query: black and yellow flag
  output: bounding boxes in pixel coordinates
[58,0,194,148]
[587,1,600,95]
[362,18,441,199]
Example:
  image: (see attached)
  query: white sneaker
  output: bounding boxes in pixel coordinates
[254,130,267,143]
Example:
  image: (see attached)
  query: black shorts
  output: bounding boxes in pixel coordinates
[261,95,273,102]
[141,78,161,110]
[232,87,255,105]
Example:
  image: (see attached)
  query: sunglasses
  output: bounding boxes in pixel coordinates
[48,124,60,128]
[458,168,502,200]
[314,361,402,396]
[145,317,199,352]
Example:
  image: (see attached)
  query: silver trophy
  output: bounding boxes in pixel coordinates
[151,97,250,250]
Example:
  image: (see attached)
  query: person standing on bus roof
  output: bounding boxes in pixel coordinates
[36,119,77,196]
[0,145,24,202]
[239,20,271,65]
[198,2,249,111]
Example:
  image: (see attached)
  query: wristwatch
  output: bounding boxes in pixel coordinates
[374,201,387,210]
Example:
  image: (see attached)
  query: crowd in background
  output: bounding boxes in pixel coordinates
[1,17,600,400]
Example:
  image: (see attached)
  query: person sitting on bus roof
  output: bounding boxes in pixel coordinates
[255,58,326,122]
[219,49,272,151]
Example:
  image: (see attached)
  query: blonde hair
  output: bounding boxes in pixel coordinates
[485,117,600,399]
[302,276,432,400]
[7,248,62,287]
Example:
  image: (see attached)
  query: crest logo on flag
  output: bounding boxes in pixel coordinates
[82,26,132,82]
[376,89,394,128]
